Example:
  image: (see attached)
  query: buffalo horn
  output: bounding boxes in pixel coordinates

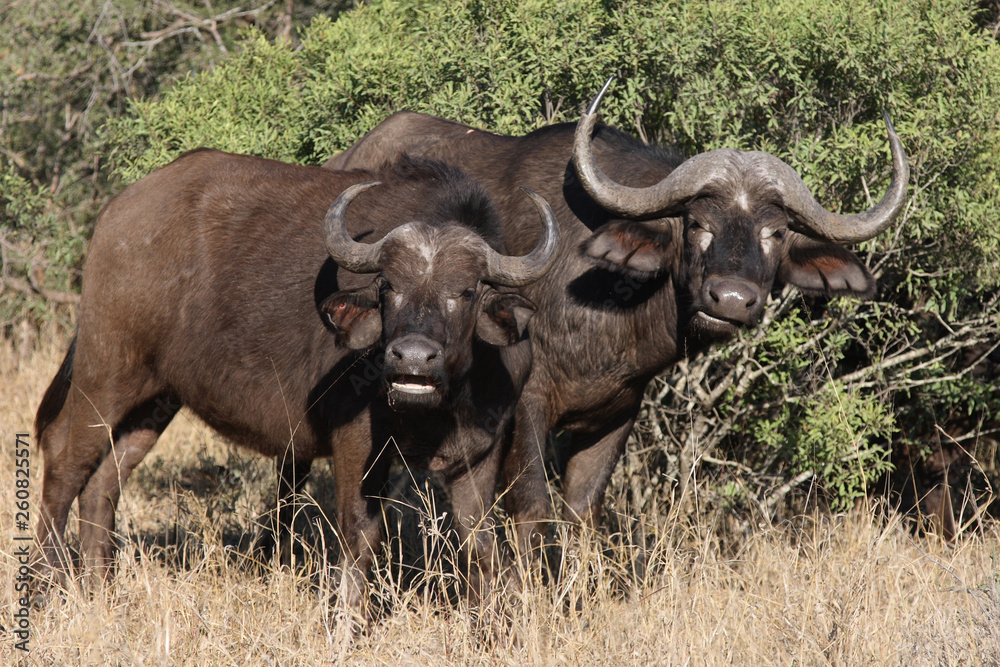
[482,187,560,286]
[761,112,909,243]
[323,181,385,273]
[573,79,909,244]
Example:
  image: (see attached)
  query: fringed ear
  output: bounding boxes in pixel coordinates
[475,290,536,346]
[582,220,676,278]
[320,282,383,349]
[778,233,877,299]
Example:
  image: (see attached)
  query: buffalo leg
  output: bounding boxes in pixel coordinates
[331,426,387,616]
[77,394,179,584]
[35,379,167,584]
[35,388,103,579]
[501,398,555,556]
[561,417,636,528]
[275,456,313,568]
[449,446,502,602]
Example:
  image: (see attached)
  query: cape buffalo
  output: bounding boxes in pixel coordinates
[32,151,558,609]
[324,79,909,550]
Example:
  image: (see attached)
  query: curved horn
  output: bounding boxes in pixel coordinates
[323,181,384,273]
[573,77,723,217]
[482,187,560,287]
[767,112,909,243]
[574,79,910,242]
[573,75,701,218]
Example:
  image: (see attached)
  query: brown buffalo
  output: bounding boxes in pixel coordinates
[33,151,558,610]
[324,79,909,550]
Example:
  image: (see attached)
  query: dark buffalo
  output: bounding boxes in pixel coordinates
[324,80,909,549]
[33,150,558,609]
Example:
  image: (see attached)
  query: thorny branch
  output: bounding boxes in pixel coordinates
[627,284,999,521]
[109,0,278,97]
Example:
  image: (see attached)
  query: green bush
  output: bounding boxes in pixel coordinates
[0,0,353,333]
[754,379,896,513]
[14,0,1000,515]
[109,0,1000,304]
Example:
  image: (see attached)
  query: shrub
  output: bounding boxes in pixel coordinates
[0,0,354,333]
[18,0,1000,517]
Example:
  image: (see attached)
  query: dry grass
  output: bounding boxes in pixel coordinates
[2,338,998,665]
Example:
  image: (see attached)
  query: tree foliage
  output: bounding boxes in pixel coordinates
[5,0,998,520]
[0,0,354,331]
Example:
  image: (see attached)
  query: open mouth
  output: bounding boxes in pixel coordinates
[691,310,745,340]
[695,311,739,328]
[389,375,438,395]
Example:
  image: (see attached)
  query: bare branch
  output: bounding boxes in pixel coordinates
[2,275,80,305]
[765,470,814,513]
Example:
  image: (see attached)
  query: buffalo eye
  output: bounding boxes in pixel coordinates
[445,287,476,313]
[759,227,786,257]
[687,219,714,251]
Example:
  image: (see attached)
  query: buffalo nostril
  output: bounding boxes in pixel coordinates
[390,336,442,364]
[703,276,764,325]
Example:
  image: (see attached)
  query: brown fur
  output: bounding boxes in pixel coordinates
[33,151,541,610]
[325,112,883,550]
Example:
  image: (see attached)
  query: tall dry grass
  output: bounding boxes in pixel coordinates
[2,337,998,665]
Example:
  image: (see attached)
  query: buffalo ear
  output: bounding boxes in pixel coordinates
[320,287,383,350]
[778,233,877,299]
[582,219,675,278]
[476,290,536,346]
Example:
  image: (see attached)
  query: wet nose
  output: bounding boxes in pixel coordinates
[386,335,442,366]
[703,276,763,324]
